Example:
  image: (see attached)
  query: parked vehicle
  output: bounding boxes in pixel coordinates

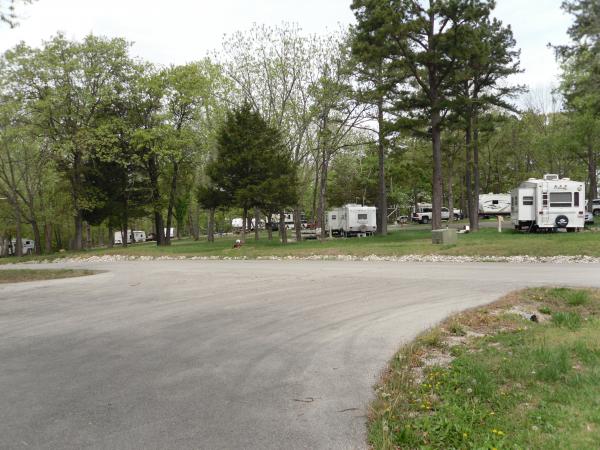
[511,174,585,232]
[411,203,461,224]
[326,204,377,237]
[269,212,299,231]
[231,218,244,232]
[592,198,600,216]
[8,238,35,255]
[479,193,511,216]
[114,230,148,244]
[585,211,594,224]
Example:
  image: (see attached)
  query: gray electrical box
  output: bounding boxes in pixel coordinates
[432,228,457,245]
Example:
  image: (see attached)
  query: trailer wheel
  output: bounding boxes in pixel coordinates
[555,215,569,228]
[594,209,600,216]
[422,216,429,224]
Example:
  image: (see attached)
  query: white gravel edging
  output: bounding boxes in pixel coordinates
[11,253,600,264]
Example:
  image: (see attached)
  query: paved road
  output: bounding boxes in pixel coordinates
[2,260,600,450]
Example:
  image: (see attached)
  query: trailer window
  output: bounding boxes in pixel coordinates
[358,214,368,220]
[550,192,572,207]
[331,214,336,220]
[574,192,580,207]
[492,200,499,205]
[523,196,534,205]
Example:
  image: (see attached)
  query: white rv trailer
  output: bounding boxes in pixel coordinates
[479,193,511,216]
[325,208,344,235]
[268,213,297,230]
[114,230,147,244]
[511,174,585,231]
[327,204,377,237]
[8,238,35,255]
[231,218,244,231]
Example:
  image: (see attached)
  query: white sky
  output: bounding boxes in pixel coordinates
[0,0,572,92]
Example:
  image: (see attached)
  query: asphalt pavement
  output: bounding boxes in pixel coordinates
[2,260,600,450]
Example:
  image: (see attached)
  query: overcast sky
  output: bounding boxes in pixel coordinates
[0,0,572,92]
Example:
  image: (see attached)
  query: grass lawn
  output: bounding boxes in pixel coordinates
[4,225,600,264]
[0,269,98,283]
[369,287,600,449]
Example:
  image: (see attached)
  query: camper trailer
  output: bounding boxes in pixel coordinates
[231,218,244,231]
[327,204,377,237]
[269,212,300,231]
[326,209,344,236]
[511,174,585,232]
[114,230,147,245]
[479,193,511,216]
[7,238,35,255]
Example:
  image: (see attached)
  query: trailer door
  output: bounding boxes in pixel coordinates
[541,182,550,226]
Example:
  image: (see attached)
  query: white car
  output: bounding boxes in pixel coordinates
[593,199,600,216]
[585,212,595,224]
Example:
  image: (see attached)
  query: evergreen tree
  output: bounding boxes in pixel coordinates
[206,103,297,242]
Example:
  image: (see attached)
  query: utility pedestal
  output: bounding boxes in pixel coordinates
[432,228,457,245]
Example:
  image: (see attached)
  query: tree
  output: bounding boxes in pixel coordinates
[4,34,135,250]
[206,103,297,243]
[219,24,323,241]
[455,14,522,231]
[555,0,600,209]
[351,2,403,235]
[350,0,494,229]
[197,185,229,243]
[1,0,34,28]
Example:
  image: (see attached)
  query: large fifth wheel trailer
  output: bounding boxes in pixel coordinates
[511,174,585,232]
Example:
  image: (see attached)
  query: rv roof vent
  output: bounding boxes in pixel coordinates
[544,174,559,181]
[562,177,571,181]
[528,178,537,181]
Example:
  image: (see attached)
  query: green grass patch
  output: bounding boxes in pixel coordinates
[0,269,98,283]
[4,226,600,264]
[552,311,583,330]
[370,288,600,449]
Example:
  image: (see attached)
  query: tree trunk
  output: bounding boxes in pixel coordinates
[207,208,215,243]
[70,149,84,251]
[44,223,52,254]
[108,225,114,248]
[189,206,200,240]
[148,155,165,246]
[472,113,481,231]
[465,117,477,231]
[15,206,23,257]
[254,208,260,241]
[241,207,247,242]
[86,222,92,249]
[74,209,83,251]
[294,206,302,242]
[31,220,42,255]
[311,154,320,223]
[447,160,454,225]
[376,98,387,235]
[588,143,597,212]
[279,211,287,244]
[266,213,273,240]
[431,110,443,230]
[318,151,330,240]
[164,161,179,246]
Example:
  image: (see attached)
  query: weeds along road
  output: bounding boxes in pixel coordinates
[2,260,600,450]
